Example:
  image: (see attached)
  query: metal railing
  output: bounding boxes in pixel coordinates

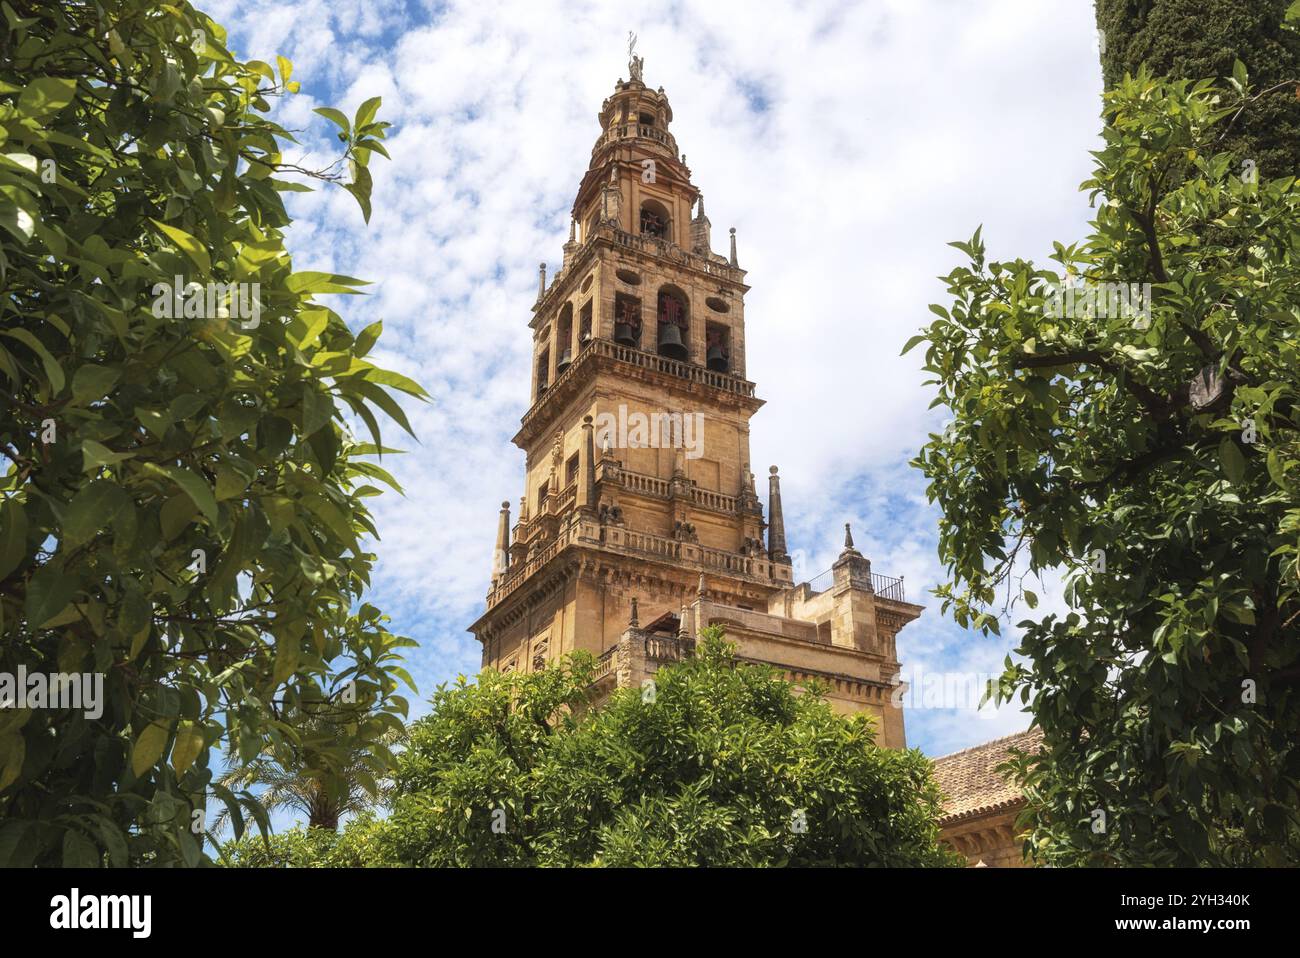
[872,572,906,602]
[801,567,907,602]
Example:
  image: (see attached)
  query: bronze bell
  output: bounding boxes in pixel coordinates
[706,344,728,372]
[657,322,688,360]
[613,322,637,347]
[556,348,572,374]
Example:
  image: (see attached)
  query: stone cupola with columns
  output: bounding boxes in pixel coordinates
[467,54,923,747]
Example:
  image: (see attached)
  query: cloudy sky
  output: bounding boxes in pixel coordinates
[205,0,1105,760]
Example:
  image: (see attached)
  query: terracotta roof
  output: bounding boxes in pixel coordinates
[931,728,1043,824]
[643,611,679,634]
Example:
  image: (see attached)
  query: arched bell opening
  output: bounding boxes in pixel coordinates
[535,347,550,400]
[555,303,574,374]
[614,293,642,348]
[579,300,593,349]
[657,286,689,362]
[706,321,730,373]
[640,199,671,242]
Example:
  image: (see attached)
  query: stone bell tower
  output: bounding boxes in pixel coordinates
[468,54,923,747]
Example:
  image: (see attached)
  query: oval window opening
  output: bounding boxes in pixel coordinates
[616,269,641,285]
[581,273,594,293]
[706,296,730,313]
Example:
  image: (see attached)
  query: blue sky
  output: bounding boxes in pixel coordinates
[204,0,1106,775]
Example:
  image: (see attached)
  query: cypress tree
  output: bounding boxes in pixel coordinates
[1095,0,1300,177]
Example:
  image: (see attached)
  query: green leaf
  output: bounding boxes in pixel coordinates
[354,319,383,358]
[81,439,134,472]
[71,364,120,404]
[0,329,64,394]
[17,77,77,117]
[131,721,171,777]
[286,271,370,295]
[900,334,926,356]
[1231,58,1248,89]
[1266,449,1286,488]
[150,218,212,274]
[359,366,429,398]
[172,721,205,776]
[1219,437,1246,485]
[25,565,77,628]
[62,480,130,549]
[273,637,300,687]
[314,107,351,135]
[95,818,129,868]
[355,96,382,130]
[345,163,373,223]
[62,829,100,868]
[0,498,27,580]
[142,463,218,524]
[0,199,35,243]
[0,733,26,792]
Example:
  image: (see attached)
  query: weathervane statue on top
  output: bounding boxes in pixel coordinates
[628,31,644,82]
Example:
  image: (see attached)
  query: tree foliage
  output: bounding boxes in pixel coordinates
[214,699,404,833]
[0,1,421,866]
[909,68,1300,865]
[224,629,960,867]
[1094,0,1300,178]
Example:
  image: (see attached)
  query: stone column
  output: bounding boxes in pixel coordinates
[578,415,597,514]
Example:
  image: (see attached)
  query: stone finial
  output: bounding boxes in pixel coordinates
[767,465,788,562]
[729,227,738,267]
[697,572,706,600]
[537,262,546,300]
[492,500,511,583]
[629,597,639,628]
[678,603,690,639]
[837,521,865,564]
[562,218,579,268]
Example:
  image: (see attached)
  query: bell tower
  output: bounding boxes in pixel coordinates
[469,54,923,746]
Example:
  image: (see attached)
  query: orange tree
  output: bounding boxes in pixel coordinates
[225,630,961,867]
[909,67,1300,865]
[0,1,420,865]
